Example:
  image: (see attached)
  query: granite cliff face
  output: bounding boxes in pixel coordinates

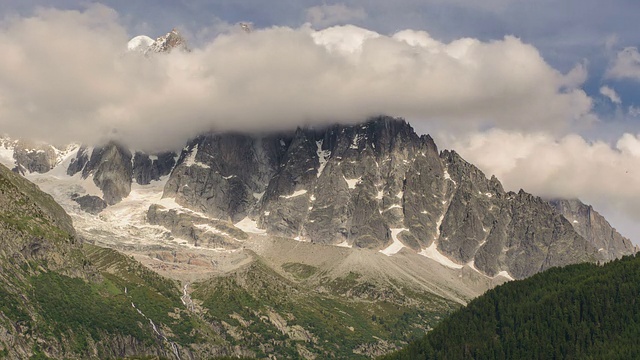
[1,118,631,280]
[163,134,287,222]
[66,142,176,208]
[160,117,610,279]
[13,140,58,174]
[548,198,637,260]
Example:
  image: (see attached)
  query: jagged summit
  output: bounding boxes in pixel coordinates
[127,28,189,55]
[548,198,638,259]
[4,116,634,281]
[148,28,189,53]
[158,116,626,279]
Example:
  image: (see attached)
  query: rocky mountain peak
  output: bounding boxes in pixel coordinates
[147,28,189,53]
[154,116,624,279]
[127,28,190,55]
[548,198,637,260]
[3,113,629,281]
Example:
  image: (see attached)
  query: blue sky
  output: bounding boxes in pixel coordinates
[1,1,640,241]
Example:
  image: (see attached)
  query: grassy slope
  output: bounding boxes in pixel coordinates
[192,258,458,359]
[0,162,461,359]
[0,244,205,359]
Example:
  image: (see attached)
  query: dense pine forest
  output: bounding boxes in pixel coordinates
[381,254,640,360]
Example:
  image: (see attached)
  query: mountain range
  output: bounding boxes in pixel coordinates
[2,116,633,277]
[0,29,635,359]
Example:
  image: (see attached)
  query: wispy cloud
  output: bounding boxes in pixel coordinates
[606,47,640,81]
[600,85,622,104]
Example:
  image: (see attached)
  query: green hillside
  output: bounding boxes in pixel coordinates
[0,163,203,359]
[0,161,459,359]
[382,254,640,360]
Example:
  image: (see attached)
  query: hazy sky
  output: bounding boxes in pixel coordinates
[1,1,640,242]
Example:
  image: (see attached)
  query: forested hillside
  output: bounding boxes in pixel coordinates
[382,254,640,360]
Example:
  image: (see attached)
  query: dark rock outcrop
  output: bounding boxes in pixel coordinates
[13,140,57,173]
[163,134,288,222]
[67,146,90,176]
[147,204,246,248]
[132,152,176,185]
[73,194,107,214]
[82,142,133,205]
[161,117,603,279]
[548,198,637,260]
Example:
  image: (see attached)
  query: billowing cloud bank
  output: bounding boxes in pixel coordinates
[3,4,640,241]
[0,5,591,151]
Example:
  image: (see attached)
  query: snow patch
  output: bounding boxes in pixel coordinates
[467,259,481,273]
[443,169,457,185]
[234,217,266,235]
[381,204,402,212]
[26,146,102,198]
[376,190,384,200]
[184,144,210,169]
[435,214,445,238]
[379,228,407,256]
[156,197,184,210]
[336,240,352,248]
[280,189,308,199]
[495,271,514,281]
[419,242,463,269]
[316,140,330,178]
[344,176,361,189]
[350,134,362,149]
[194,223,230,237]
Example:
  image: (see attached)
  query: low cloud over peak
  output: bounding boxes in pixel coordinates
[0,5,591,152]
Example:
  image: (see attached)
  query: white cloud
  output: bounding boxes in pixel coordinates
[305,4,367,28]
[0,5,592,152]
[606,46,640,81]
[561,61,588,90]
[442,130,640,240]
[600,85,621,104]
